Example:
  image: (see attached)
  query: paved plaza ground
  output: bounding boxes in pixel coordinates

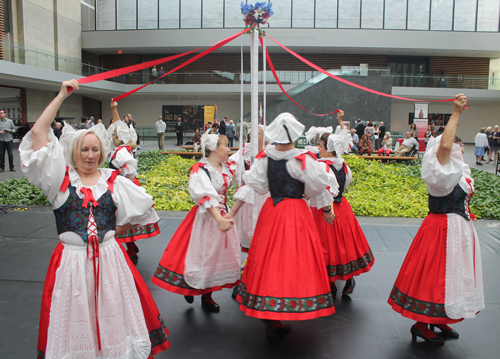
[1,135,499,358]
[1,210,500,359]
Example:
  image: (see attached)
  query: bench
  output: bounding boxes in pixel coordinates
[358,155,418,161]
[182,146,240,151]
[161,151,236,158]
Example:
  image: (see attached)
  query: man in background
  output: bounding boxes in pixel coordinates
[156,116,166,150]
[355,118,365,139]
[176,117,184,146]
[219,116,227,136]
[0,109,16,172]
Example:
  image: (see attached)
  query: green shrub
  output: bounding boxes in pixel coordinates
[0,177,50,206]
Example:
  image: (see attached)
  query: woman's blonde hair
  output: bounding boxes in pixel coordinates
[70,132,106,168]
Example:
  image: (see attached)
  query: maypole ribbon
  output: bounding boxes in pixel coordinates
[259,36,340,117]
[265,34,455,104]
[112,28,250,101]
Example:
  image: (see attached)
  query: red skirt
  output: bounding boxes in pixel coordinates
[115,222,161,243]
[312,198,374,281]
[151,206,239,296]
[37,243,170,359]
[236,198,335,321]
[387,213,463,325]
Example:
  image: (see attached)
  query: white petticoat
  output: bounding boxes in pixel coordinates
[445,214,485,319]
[184,206,241,290]
[234,191,270,250]
[46,231,150,359]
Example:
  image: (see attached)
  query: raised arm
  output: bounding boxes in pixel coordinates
[110,100,121,124]
[31,80,79,151]
[337,110,345,130]
[436,94,467,165]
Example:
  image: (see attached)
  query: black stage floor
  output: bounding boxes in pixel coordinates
[1,210,500,359]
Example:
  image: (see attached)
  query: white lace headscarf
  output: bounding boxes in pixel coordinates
[201,131,219,157]
[327,129,354,158]
[266,113,305,144]
[115,122,138,144]
[59,123,110,167]
[305,126,333,145]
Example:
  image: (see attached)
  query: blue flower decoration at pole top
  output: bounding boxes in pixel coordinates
[241,2,273,35]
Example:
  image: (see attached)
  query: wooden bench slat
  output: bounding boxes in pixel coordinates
[358,155,418,160]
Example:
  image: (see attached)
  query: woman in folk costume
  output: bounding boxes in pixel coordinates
[227,113,339,341]
[152,131,240,313]
[108,102,160,263]
[388,94,484,345]
[304,125,333,157]
[229,125,271,252]
[313,110,374,297]
[22,80,169,359]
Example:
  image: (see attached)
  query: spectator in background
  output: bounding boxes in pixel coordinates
[373,124,379,150]
[378,121,386,149]
[80,116,88,129]
[205,121,212,132]
[394,132,419,156]
[87,116,95,128]
[355,118,365,139]
[176,116,184,146]
[0,109,17,172]
[490,125,500,164]
[474,127,488,165]
[158,66,165,83]
[359,134,373,156]
[226,120,236,147]
[51,120,61,139]
[96,119,102,125]
[192,128,201,152]
[378,132,393,156]
[364,121,375,149]
[424,124,434,147]
[485,127,493,163]
[151,65,158,82]
[409,123,419,139]
[156,116,166,150]
[212,123,219,134]
[219,116,227,135]
[236,120,248,143]
[127,113,140,149]
[350,129,359,155]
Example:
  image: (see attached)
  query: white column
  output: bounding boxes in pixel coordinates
[250,31,259,162]
[262,35,267,150]
[239,44,244,185]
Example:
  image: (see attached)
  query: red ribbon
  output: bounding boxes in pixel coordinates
[264,34,455,104]
[106,170,120,193]
[113,29,250,102]
[255,150,267,159]
[189,162,206,175]
[132,177,141,187]
[80,187,99,208]
[86,234,101,351]
[295,151,318,170]
[198,196,210,205]
[259,36,340,117]
[60,166,70,192]
[111,146,133,161]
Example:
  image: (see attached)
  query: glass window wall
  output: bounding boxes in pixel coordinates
[361,0,384,29]
[138,0,158,29]
[292,0,315,28]
[203,0,224,28]
[181,0,201,28]
[96,0,115,30]
[315,0,337,28]
[477,0,500,32]
[225,0,243,28]
[159,0,180,29]
[384,0,407,29]
[117,0,137,30]
[430,0,454,31]
[407,0,430,30]
[338,0,361,28]
[453,0,477,31]
[269,0,292,28]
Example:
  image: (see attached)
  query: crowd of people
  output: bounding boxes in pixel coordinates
[18,80,487,357]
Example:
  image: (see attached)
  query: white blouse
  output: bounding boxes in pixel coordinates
[19,129,159,227]
[188,158,233,213]
[110,145,138,178]
[235,147,338,208]
[421,142,473,197]
[318,156,353,191]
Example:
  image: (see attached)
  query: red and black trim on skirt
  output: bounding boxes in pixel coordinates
[237,283,334,314]
[326,248,374,279]
[389,285,447,318]
[154,264,196,290]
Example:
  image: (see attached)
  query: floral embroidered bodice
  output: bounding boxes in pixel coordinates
[53,185,117,242]
[330,164,346,203]
[267,157,305,206]
[428,183,472,221]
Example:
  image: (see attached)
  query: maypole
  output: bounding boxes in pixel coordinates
[240,2,273,163]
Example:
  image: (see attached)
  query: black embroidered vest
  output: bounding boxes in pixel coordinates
[330,164,346,203]
[53,185,117,242]
[267,157,305,206]
[428,183,470,221]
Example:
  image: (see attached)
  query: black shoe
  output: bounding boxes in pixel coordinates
[130,255,138,264]
[9,168,15,172]
[411,325,445,346]
[430,324,459,339]
[342,278,355,296]
[184,295,194,304]
[201,296,220,313]
[266,323,292,342]
[231,285,239,300]
[330,282,337,298]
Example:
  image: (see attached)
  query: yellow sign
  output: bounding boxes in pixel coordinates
[204,106,215,125]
